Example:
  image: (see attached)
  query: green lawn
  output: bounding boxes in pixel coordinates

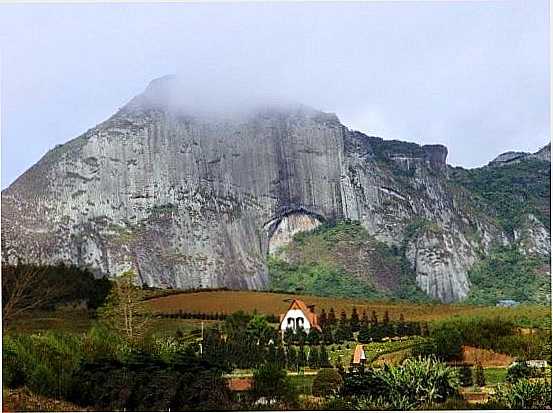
[289,374,315,395]
[484,367,508,385]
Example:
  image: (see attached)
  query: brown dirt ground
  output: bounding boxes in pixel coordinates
[461,345,515,367]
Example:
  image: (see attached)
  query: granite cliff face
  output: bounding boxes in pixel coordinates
[2,76,550,302]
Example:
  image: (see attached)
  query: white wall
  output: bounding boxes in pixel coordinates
[280,308,311,332]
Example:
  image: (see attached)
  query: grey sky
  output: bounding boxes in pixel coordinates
[1,1,549,188]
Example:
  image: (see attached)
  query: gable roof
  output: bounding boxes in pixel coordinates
[279,299,321,331]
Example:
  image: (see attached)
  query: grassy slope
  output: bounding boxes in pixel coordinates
[268,220,429,302]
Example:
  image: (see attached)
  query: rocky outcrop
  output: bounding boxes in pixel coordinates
[489,143,550,167]
[1,76,549,302]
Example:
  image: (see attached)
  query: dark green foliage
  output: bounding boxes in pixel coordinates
[339,357,460,409]
[430,325,463,361]
[466,246,550,305]
[486,378,552,409]
[449,158,550,233]
[458,365,473,387]
[306,328,321,345]
[322,325,334,344]
[328,308,337,325]
[319,344,332,368]
[283,327,295,345]
[319,309,328,328]
[474,362,486,387]
[2,263,112,312]
[506,361,541,383]
[268,220,429,301]
[312,368,343,397]
[297,346,307,368]
[350,307,360,332]
[286,346,297,371]
[308,346,320,369]
[357,325,371,344]
[433,316,551,360]
[250,364,298,408]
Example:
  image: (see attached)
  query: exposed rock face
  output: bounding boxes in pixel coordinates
[2,76,550,302]
[489,143,551,166]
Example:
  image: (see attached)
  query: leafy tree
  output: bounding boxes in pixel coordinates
[312,368,343,397]
[335,355,345,377]
[98,270,151,343]
[222,311,251,339]
[308,346,320,369]
[431,325,464,361]
[275,345,287,369]
[250,364,298,408]
[246,314,272,344]
[474,362,486,387]
[350,307,360,332]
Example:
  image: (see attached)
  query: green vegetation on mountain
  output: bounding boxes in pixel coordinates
[465,246,550,305]
[268,220,430,301]
[449,158,550,233]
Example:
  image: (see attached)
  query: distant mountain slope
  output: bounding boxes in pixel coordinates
[1,75,550,303]
[268,220,430,301]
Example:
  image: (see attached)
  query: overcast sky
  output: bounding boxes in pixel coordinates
[0,1,549,188]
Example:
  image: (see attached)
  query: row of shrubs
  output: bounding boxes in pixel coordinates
[156,310,280,323]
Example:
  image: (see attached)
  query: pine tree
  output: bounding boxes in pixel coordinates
[358,325,371,343]
[319,344,332,368]
[284,327,295,345]
[370,310,378,325]
[350,307,360,332]
[322,325,334,344]
[459,364,473,387]
[276,345,287,369]
[307,328,321,345]
[308,346,320,369]
[328,308,337,325]
[474,362,486,387]
[383,310,390,325]
[297,346,307,369]
[339,309,348,325]
[287,346,297,371]
[319,309,328,328]
[296,328,307,346]
[361,310,369,327]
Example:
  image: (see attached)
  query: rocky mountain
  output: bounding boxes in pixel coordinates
[2,75,550,303]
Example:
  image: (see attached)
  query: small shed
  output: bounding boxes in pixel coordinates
[352,344,366,365]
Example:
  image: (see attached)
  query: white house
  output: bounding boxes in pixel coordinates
[279,299,321,334]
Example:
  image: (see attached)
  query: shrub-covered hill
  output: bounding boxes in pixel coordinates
[268,219,550,306]
[449,156,550,234]
[465,246,550,305]
[268,220,430,301]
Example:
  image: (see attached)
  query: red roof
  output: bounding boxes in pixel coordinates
[227,377,252,392]
[279,299,321,331]
[353,344,366,364]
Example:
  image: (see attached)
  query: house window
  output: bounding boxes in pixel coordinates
[296,317,304,329]
[287,318,295,328]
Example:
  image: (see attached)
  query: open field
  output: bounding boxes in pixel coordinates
[145,290,550,326]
